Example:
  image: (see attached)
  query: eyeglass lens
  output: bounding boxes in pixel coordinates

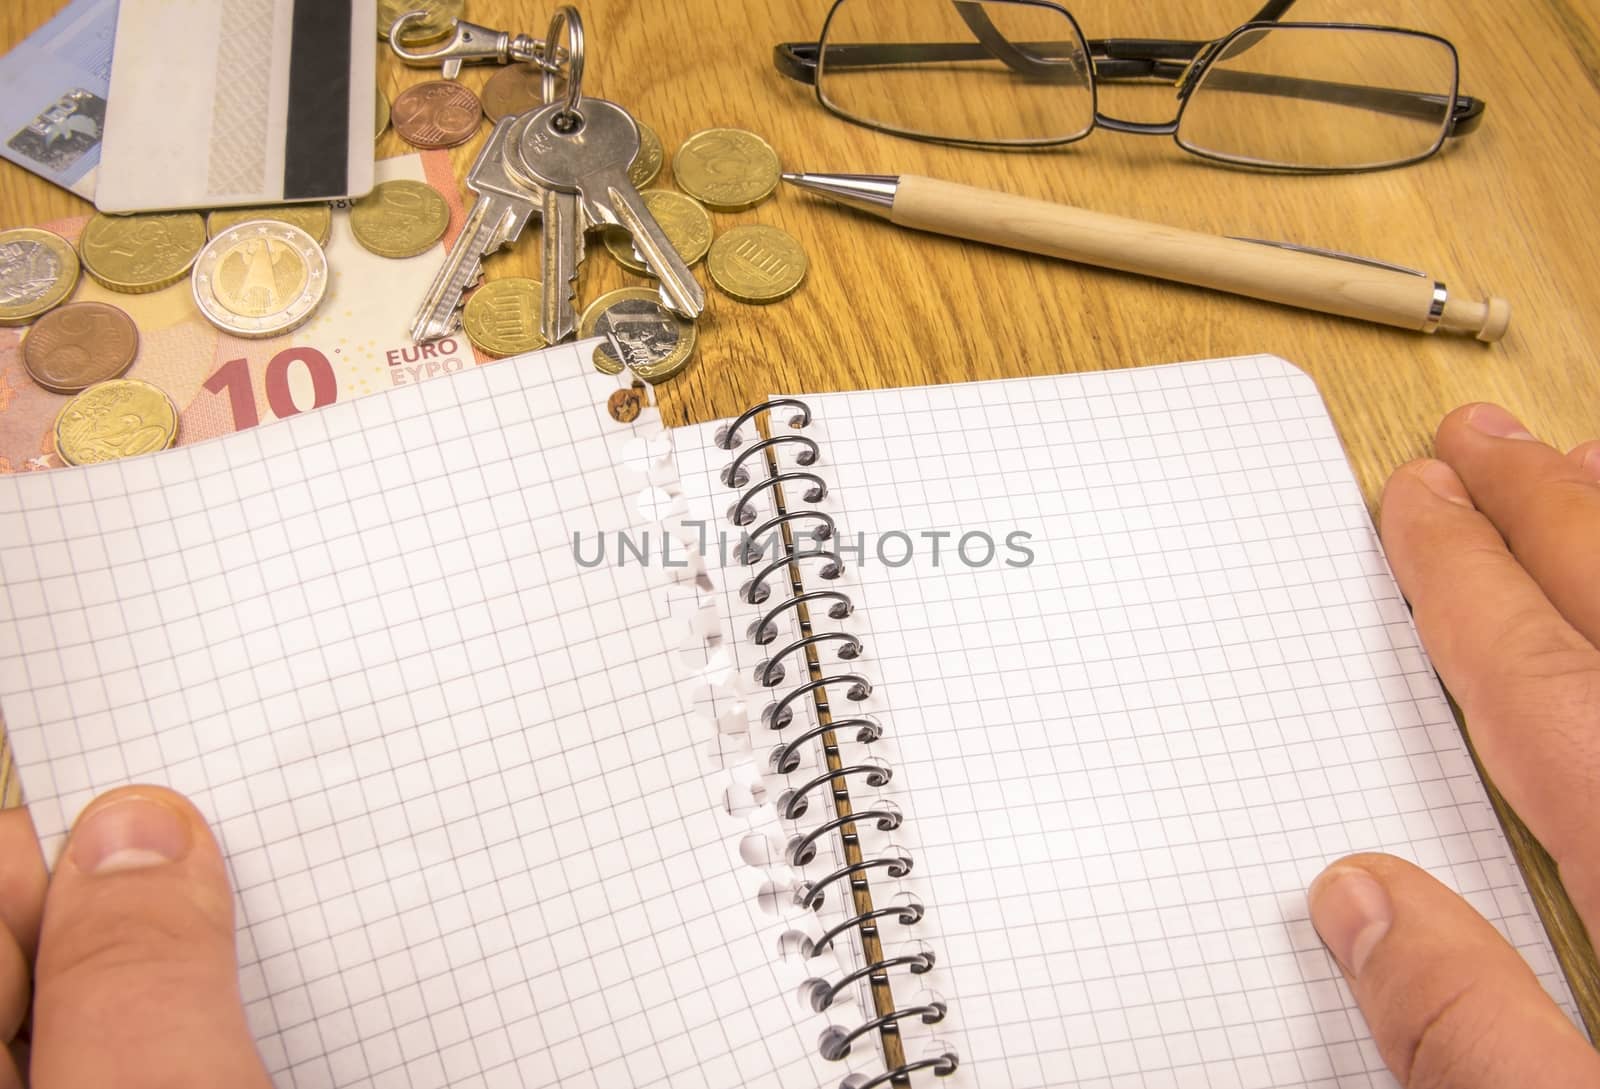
[816,0,1094,145]
[815,0,1460,170]
[1177,25,1458,170]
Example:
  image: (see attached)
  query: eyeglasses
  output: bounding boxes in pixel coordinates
[773,0,1485,173]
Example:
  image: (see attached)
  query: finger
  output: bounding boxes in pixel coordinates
[1567,439,1600,481]
[0,809,45,1044]
[1310,854,1600,1089]
[0,925,25,1048]
[1378,459,1600,922]
[1436,403,1600,645]
[0,808,46,959]
[31,786,272,1089]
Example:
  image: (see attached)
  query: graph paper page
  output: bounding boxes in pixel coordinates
[768,356,1579,1088]
[0,345,842,1089]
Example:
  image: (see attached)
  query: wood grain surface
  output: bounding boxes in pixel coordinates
[3,0,1599,1037]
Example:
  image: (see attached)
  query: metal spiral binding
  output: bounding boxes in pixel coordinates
[781,761,892,819]
[748,590,852,646]
[763,674,872,731]
[739,510,837,563]
[843,1053,962,1089]
[723,434,821,487]
[720,399,958,1086]
[743,548,845,605]
[805,951,936,1012]
[756,632,862,688]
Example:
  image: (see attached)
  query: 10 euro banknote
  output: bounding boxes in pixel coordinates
[0,151,479,473]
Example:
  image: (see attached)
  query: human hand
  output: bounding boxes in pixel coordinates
[1310,403,1600,1086]
[0,785,271,1088]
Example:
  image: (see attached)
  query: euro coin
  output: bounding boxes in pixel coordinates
[349,180,450,258]
[607,385,646,424]
[376,88,391,139]
[580,287,696,384]
[392,80,481,149]
[78,211,206,293]
[629,122,664,188]
[463,277,545,357]
[673,128,781,211]
[482,64,548,122]
[54,378,178,465]
[377,0,461,42]
[192,222,329,338]
[0,227,80,325]
[21,301,138,393]
[707,224,807,304]
[206,204,333,246]
[603,190,712,275]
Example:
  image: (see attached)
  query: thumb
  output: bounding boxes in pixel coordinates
[30,786,272,1089]
[1309,853,1599,1088]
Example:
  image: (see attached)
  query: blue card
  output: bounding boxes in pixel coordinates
[0,0,118,200]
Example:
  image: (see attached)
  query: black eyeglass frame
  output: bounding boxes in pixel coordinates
[773,0,1486,172]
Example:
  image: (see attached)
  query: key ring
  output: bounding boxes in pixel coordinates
[544,6,585,127]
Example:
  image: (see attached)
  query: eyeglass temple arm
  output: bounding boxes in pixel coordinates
[771,38,1484,136]
[774,0,1300,85]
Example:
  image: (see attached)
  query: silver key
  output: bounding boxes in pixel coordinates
[534,172,586,343]
[514,97,705,321]
[411,116,540,344]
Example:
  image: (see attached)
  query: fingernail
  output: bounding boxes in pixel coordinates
[69,793,193,874]
[1580,447,1600,481]
[1465,403,1537,441]
[1309,866,1393,978]
[1412,459,1474,508]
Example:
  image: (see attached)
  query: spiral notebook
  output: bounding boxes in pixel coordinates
[0,346,1578,1089]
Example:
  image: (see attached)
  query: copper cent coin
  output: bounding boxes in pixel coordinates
[607,386,645,424]
[481,64,549,122]
[392,81,483,149]
[21,301,139,394]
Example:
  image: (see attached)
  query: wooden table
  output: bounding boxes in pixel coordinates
[4,0,1599,1033]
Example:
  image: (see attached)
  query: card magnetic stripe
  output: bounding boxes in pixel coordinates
[283,0,352,199]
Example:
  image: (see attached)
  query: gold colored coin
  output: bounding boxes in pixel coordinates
[376,88,391,139]
[462,278,545,357]
[672,128,781,211]
[603,190,713,275]
[206,204,333,246]
[580,287,697,384]
[53,379,178,466]
[0,227,80,325]
[78,212,207,293]
[377,0,461,41]
[349,180,450,258]
[629,122,664,189]
[707,224,808,304]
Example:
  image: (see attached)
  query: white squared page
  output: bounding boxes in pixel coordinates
[0,345,839,1089]
[761,356,1579,1088]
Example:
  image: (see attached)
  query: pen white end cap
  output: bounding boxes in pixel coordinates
[1477,297,1511,343]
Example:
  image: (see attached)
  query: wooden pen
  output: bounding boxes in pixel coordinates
[783,172,1509,341]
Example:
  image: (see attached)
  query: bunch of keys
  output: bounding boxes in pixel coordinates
[410,6,704,346]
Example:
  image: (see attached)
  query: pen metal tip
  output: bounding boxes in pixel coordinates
[776,172,899,214]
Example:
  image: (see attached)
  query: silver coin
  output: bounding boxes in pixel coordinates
[0,228,80,325]
[190,221,328,338]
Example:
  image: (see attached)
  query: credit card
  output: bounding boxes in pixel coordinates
[0,0,118,200]
[95,0,376,213]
